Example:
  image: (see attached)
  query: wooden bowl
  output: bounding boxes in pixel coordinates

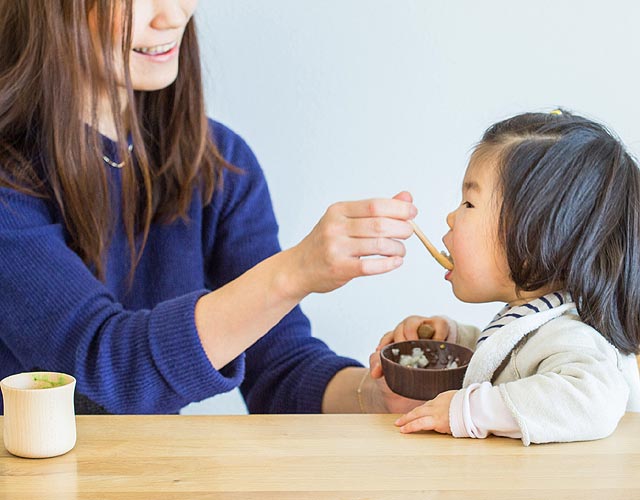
[380,340,473,401]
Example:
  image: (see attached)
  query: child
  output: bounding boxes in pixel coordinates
[371,110,640,445]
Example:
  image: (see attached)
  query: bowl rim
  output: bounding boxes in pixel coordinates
[380,339,472,372]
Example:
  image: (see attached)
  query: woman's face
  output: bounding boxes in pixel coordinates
[442,150,517,304]
[129,0,198,90]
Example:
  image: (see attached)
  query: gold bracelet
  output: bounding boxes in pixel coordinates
[356,369,369,413]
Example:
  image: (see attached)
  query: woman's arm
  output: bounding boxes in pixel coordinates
[195,194,417,371]
[0,120,417,414]
[321,367,367,413]
[322,366,424,414]
[0,187,222,414]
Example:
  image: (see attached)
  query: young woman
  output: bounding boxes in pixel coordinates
[0,0,419,415]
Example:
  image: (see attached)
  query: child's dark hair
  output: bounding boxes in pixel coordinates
[478,110,640,355]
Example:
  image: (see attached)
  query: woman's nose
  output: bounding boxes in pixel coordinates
[150,0,191,30]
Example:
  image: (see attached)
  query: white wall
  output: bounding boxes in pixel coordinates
[182,0,640,414]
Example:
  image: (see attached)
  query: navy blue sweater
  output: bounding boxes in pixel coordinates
[0,121,360,414]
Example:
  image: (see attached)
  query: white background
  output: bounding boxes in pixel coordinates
[182,1,640,414]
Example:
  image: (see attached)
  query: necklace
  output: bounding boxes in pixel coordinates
[102,143,134,169]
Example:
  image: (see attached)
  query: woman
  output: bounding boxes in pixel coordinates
[0,0,418,415]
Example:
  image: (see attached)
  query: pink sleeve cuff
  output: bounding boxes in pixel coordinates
[449,388,469,437]
[449,382,522,439]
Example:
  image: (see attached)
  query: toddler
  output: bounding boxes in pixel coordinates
[372,110,640,445]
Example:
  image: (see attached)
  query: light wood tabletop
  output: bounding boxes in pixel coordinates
[1,413,639,499]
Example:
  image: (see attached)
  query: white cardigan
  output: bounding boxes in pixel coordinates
[455,303,640,445]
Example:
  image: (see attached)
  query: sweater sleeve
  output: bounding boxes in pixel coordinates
[0,188,243,414]
[204,123,362,413]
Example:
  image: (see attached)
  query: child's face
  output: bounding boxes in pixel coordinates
[442,150,517,304]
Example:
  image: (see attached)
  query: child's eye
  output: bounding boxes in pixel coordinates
[462,201,474,208]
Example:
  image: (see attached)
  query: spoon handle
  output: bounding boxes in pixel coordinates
[409,220,453,270]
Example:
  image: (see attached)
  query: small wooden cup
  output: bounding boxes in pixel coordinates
[381,340,473,401]
[1,372,76,458]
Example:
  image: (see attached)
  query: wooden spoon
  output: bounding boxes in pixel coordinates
[409,220,453,271]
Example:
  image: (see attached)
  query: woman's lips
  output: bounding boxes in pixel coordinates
[133,40,177,55]
[132,40,179,62]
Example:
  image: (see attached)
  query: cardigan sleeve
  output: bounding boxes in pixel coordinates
[451,322,482,351]
[204,122,362,413]
[0,188,244,414]
[498,318,629,445]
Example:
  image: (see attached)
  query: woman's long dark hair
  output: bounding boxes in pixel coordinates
[477,110,640,355]
[0,0,232,280]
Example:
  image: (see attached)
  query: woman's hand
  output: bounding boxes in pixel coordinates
[360,363,425,414]
[394,390,457,434]
[369,315,451,378]
[287,191,417,297]
[196,192,415,370]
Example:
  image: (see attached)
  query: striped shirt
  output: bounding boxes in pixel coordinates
[477,291,573,346]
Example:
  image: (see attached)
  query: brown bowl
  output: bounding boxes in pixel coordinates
[381,340,473,401]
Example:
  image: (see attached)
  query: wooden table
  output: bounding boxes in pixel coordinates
[1,413,639,499]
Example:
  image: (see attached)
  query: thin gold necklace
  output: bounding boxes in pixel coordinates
[102,143,133,169]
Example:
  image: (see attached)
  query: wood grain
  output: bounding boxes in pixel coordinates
[1,413,639,499]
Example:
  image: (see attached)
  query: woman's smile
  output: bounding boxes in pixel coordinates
[132,40,179,62]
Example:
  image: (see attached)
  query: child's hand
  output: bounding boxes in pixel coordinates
[370,316,451,378]
[394,390,457,434]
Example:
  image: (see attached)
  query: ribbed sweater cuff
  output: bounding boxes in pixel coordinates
[148,290,245,403]
[297,355,362,413]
